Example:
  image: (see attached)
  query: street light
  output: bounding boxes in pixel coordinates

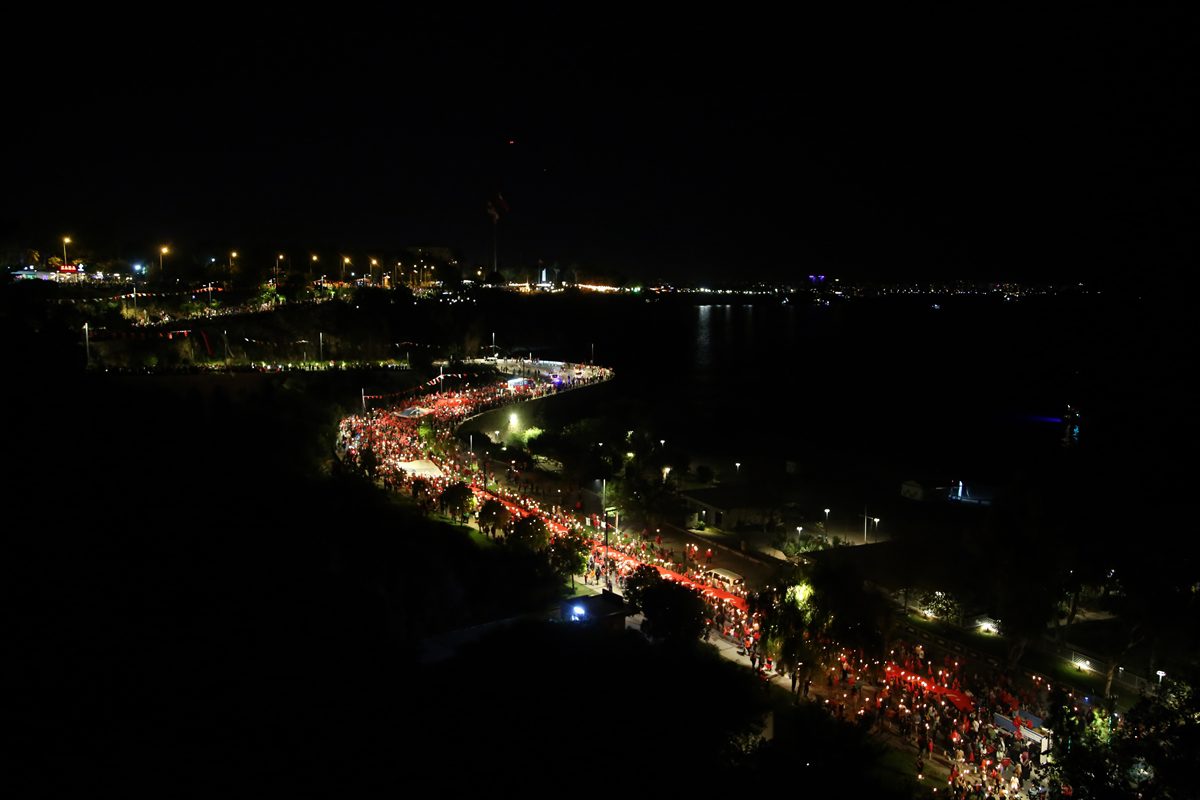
[370,258,378,283]
[342,256,350,281]
[735,461,741,476]
[275,254,284,286]
[229,251,238,276]
[824,508,831,530]
[62,236,71,266]
[601,477,612,591]
[159,245,169,277]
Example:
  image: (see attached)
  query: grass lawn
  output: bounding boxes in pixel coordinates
[467,529,497,548]
[563,582,600,598]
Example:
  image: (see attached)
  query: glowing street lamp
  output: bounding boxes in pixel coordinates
[342,256,350,281]
[735,461,741,476]
[131,265,143,308]
[159,245,169,276]
[62,236,71,266]
[229,251,238,275]
[275,254,284,285]
[370,257,378,283]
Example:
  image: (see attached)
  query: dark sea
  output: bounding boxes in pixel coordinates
[485,291,1188,498]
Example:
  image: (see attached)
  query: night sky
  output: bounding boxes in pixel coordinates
[5,9,1195,283]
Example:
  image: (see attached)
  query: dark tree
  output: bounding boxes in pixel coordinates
[622,564,662,611]
[410,477,429,500]
[640,579,707,643]
[546,536,589,588]
[440,481,475,522]
[1121,674,1200,796]
[807,559,891,659]
[509,515,550,552]
[477,498,509,537]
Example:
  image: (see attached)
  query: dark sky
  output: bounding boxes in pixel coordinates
[4,8,1196,283]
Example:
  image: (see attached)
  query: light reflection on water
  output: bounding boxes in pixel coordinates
[695,305,712,369]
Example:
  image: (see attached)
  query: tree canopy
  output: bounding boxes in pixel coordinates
[508,515,550,552]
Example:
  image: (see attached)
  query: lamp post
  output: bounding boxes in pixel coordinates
[735,461,741,477]
[370,258,378,284]
[602,477,612,591]
[159,245,169,277]
[310,254,318,281]
[62,236,71,266]
[275,254,284,287]
[342,256,350,281]
[229,251,238,277]
[862,513,880,545]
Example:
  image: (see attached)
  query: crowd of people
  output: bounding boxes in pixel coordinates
[336,362,763,646]
[338,362,1065,797]
[808,640,1056,797]
[337,361,614,523]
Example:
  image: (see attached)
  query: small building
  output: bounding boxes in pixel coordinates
[559,590,629,633]
[679,485,780,530]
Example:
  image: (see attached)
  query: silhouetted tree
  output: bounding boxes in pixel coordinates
[477,498,509,538]
[622,564,662,611]
[546,537,588,588]
[509,515,549,552]
[640,579,707,643]
[440,481,475,522]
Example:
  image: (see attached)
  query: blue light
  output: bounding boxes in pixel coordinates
[573,605,585,617]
